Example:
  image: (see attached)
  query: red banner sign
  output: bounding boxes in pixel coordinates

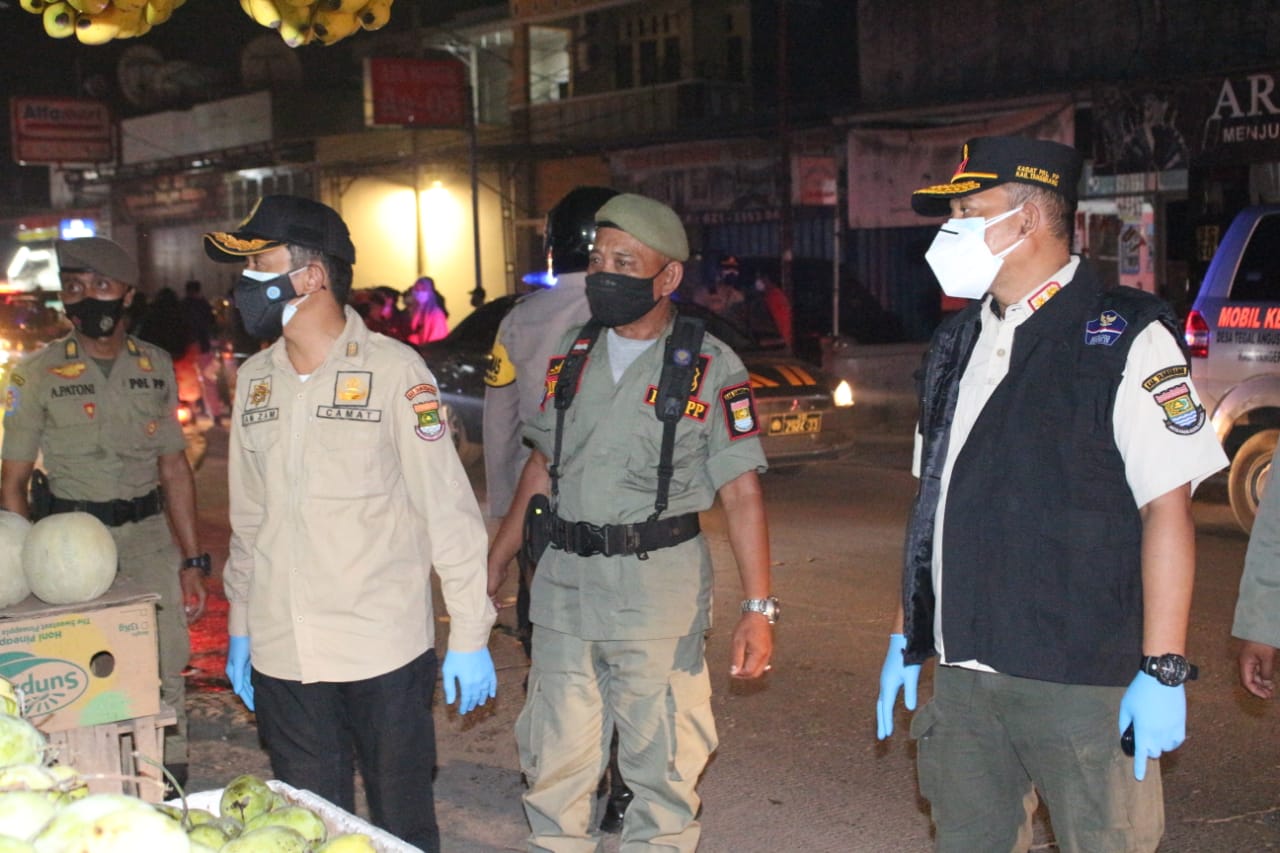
[10,97,113,166]
[364,58,469,129]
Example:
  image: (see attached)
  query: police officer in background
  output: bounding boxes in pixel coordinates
[875,137,1228,851]
[489,193,776,850]
[483,185,637,832]
[0,237,209,788]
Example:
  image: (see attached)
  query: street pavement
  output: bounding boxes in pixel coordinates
[185,416,1280,852]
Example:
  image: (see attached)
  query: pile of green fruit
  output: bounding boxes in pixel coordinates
[0,675,381,851]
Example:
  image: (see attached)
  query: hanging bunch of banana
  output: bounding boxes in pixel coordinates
[23,0,186,44]
[240,0,394,48]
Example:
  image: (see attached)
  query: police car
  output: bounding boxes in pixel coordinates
[1184,204,1280,530]
[418,296,856,469]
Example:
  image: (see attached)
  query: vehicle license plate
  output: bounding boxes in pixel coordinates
[768,412,822,435]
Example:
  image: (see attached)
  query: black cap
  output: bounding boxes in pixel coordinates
[204,195,356,264]
[911,136,1084,217]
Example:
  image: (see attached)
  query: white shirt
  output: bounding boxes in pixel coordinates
[914,257,1229,666]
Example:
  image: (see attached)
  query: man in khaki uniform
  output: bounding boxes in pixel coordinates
[211,195,497,852]
[489,194,777,851]
[0,237,209,785]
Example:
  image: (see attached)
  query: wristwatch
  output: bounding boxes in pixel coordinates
[741,596,781,625]
[1140,653,1199,686]
[182,553,212,578]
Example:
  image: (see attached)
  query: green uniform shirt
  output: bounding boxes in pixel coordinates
[523,314,767,641]
[2,334,186,500]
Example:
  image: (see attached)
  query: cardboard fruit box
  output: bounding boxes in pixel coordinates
[173,780,421,852]
[0,576,160,732]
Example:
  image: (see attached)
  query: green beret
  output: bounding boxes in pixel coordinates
[594,193,689,262]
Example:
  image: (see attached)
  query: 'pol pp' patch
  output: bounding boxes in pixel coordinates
[720,382,760,440]
[1084,311,1128,346]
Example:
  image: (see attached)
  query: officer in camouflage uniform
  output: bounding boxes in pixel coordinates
[489,194,777,851]
[0,237,208,786]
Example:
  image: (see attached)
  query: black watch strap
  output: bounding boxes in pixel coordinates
[182,552,212,577]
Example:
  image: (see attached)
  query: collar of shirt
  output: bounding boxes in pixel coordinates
[268,305,371,374]
[981,255,1081,331]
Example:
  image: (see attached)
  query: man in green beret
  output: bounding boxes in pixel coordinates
[0,236,209,791]
[489,193,777,850]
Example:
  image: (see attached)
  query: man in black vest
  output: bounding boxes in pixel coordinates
[874,136,1227,852]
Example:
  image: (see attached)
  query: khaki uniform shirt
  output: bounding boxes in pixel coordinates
[482,272,592,518]
[225,307,495,683]
[523,313,767,641]
[2,334,186,499]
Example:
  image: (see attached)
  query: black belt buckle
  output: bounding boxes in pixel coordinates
[571,521,606,557]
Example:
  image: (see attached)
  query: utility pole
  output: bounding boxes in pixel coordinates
[777,0,794,324]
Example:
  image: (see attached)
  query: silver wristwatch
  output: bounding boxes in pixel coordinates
[741,596,780,624]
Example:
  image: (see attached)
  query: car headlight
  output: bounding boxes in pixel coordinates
[832,379,855,408]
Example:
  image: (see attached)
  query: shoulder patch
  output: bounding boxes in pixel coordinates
[485,340,516,388]
[4,387,19,417]
[720,382,760,440]
[1140,364,1189,392]
[1084,310,1128,346]
[1152,381,1206,435]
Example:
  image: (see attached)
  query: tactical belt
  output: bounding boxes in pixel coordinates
[50,488,163,527]
[548,511,700,558]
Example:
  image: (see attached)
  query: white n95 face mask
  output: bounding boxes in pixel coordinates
[924,205,1025,300]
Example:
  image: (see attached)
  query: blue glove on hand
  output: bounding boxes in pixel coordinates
[226,635,255,712]
[1119,670,1186,781]
[442,648,497,715]
[876,633,921,740]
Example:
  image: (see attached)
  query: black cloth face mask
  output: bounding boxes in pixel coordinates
[235,269,300,339]
[64,297,126,339]
[585,267,668,327]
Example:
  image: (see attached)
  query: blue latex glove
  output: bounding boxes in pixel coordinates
[442,648,497,715]
[1118,671,1186,781]
[876,633,921,740]
[225,635,255,712]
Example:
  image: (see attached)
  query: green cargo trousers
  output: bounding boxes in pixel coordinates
[517,627,717,852]
[911,665,1164,853]
[112,514,188,766]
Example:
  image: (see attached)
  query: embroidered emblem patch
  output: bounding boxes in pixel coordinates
[137,355,153,373]
[1141,364,1189,392]
[405,381,445,441]
[334,371,371,406]
[1153,382,1206,435]
[85,403,96,419]
[247,378,272,410]
[404,383,438,400]
[541,356,566,410]
[4,388,18,416]
[643,386,709,422]
[1084,311,1128,346]
[720,383,760,440]
[413,400,445,441]
[50,362,87,379]
[1028,281,1061,312]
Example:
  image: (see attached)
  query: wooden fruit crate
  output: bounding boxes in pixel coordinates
[44,703,177,802]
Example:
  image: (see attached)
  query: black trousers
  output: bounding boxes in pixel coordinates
[251,649,440,851]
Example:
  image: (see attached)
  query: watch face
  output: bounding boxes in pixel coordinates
[1157,655,1187,683]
